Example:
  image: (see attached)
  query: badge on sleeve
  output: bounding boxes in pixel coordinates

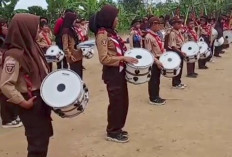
[5,60,16,74]
[101,39,107,46]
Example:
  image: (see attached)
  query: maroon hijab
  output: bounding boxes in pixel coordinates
[4,13,49,88]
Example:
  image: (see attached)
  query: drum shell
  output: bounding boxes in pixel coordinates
[199,48,211,59]
[53,85,89,118]
[185,53,200,63]
[161,67,180,78]
[81,47,94,59]
[125,64,152,84]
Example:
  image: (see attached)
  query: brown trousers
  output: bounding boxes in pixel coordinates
[187,63,195,75]
[103,66,129,135]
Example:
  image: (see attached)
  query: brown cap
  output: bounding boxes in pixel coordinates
[170,16,182,25]
[149,16,160,25]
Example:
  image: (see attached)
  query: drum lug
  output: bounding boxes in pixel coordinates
[135,69,140,75]
[194,55,197,60]
[174,69,177,75]
[133,77,138,82]
[53,109,65,118]
[186,57,190,62]
[162,69,166,75]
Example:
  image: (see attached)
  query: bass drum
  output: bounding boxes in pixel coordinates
[40,69,89,118]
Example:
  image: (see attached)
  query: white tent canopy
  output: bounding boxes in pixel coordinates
[14,0,48,10]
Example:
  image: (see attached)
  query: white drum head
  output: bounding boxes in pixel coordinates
[159,51,181,70]
[214,37,224,47]
[124,48,154,67]
[41,69,83,108]
[223,30,232,43]
[181,41,199,56]
[197,41,208,54]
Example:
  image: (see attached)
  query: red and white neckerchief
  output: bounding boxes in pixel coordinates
[202,24,211,36]
[110,34,127,72]
[42,32,52,46]
[174,29,184,42]
[187,27,198,42]
[148,30,165,53]
[76,28,85,42]
[223,22,229,30]
[180,25,188,34]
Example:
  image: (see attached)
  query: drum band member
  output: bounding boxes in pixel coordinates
[0,19,22,128]
[129,18,142,48]
[144,17,166,105]
[0,14,53,157]
[198,16,211,69]
[185,18,199,78]
[62,12,83,79]
[214,16,225,57]
[89,5,138,143]
[167,16,187,89]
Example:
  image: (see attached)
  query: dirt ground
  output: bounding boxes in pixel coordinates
[1,43,232,157]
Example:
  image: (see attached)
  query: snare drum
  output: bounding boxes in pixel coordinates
[214,37,224,47]
[212,28,218,40]
[223,30,232,44]
[78,40,95,59]
[81,46,94,59]
[40,69,89,118]
[159,51,181,78]
[45,45,65,63]
[181,41,200,63]
[197,41,211,59]
[124,48,154,85]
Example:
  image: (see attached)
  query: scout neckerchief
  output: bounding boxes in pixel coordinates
[148,30,165,53]
[109,31,127,72]
[202,24,211,36]
[42,32,52,46]
[188,27,198,42]
[173,29,184,42]
[76,27,85,42]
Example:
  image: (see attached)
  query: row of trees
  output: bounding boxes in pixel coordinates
[0,0,232,30]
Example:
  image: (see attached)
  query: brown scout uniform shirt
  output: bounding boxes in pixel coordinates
[144,30,163,58]
[168,29,185,50]
[36,32,52,49]
[0,56,48,104]
[62,34,83,64]
[96,30,120,66]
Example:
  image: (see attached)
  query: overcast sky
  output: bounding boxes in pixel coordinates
[14,0,167,10]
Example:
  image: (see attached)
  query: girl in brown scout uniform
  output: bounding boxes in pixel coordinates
[89,5,138,143]
[0,19,23,128]
[144,17,166,105]
[0,14,53,157]
[129,18,143,48]
[62,12,84,78]
[185,18,199,78]
[167,16,187,89]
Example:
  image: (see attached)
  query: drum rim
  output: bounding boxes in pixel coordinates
[125,48,155,68]
[40,69,84,108]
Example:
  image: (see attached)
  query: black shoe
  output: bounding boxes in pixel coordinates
[220,51,225,54]
[121,130,128,137]
[193,73,198,76]
[150,97,166,105]
[187,74,197,78]
[199,66,208,69]
[106,132,129,143]
[214,54,222,57]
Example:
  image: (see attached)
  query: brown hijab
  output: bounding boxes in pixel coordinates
[4,13,49,87]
